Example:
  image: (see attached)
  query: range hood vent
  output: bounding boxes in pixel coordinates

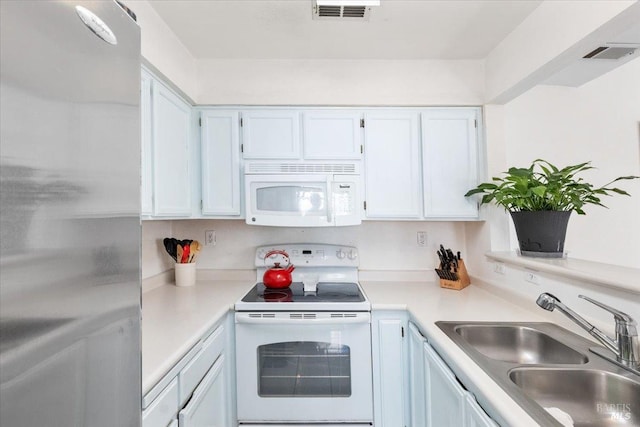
[583,46,637,60]
[313,0,379,20]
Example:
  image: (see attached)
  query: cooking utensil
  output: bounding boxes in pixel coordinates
[176,245,183,265]
[189,241,201,263]
[181,243,190,263]
[163,238,177,261]
[263,250,295,289]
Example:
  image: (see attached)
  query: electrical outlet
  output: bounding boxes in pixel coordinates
[205,230,216,246]
[524,270,540,285]
[493,262,506,275]
[417,231,427,247]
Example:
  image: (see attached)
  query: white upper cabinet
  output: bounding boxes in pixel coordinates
[200,111,241,216]
[141,70,153,216]
[421,108,480,219]
[241,111,301,159]
[152,83,192,217]
[364,112,422,218]
[302,111,362,159]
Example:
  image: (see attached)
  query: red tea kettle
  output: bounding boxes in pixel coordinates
[263,250,295,289]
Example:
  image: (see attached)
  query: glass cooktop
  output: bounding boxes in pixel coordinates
[241,282,366,304]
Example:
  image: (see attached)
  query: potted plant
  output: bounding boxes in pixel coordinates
[465,159,638,258]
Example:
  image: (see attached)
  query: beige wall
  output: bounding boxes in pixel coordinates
[196,59,484,106]
[148,219,467,275]
[135,1,198,101]
[502,58,640,268]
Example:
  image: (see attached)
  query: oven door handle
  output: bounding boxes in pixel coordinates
[235,315,370,325]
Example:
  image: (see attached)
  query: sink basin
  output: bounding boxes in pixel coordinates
[510,368,640,426]
[436,321,639,426]
[454,324,588,364]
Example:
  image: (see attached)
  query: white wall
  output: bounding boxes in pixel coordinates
[134,1,198,101]
[501,58,640,268]
[164,219,466,272]
[484,0,636,103]
[142,220,174,279]
[197,59,484,105]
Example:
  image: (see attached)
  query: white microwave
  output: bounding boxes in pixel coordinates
[244,162,362,227]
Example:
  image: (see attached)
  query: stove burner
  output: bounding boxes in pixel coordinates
[262,288,293,302]
[241,282,366,304]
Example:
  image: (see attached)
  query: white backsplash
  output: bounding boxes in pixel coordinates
[142,220,174,279]
[143,219,467,276]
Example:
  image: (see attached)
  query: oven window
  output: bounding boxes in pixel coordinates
[257,341,351,397]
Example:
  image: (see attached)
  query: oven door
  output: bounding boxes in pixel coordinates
[235,312,373,423]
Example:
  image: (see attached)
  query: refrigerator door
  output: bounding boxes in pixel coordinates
[0,1,141,426]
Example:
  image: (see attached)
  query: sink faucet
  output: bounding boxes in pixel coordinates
[536,292,639,371]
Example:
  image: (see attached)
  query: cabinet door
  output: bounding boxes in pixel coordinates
[421,108,479,219]
[372,316,406,427]
[408,323,427,427]
[143,378,179,427]
[424,343,466,427]
[302,111,362,159]
[241,110,300,159]
[178,355,228,427]
[201,111,241,215]
[152,83,192,216]
[364,112,422,218]
[464,393,498,427]
[141,70,153,216]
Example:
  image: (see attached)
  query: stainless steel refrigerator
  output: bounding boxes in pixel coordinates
[1,1,141,426]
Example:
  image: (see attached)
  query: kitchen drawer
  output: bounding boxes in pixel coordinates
[142,377,179,427]
[178,324,225,405]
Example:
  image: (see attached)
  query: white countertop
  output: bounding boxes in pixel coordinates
[141,278,250,394]
[486,251,640,294]
[142,271,597,426]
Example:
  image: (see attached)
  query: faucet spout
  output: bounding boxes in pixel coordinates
[536,292,639,371]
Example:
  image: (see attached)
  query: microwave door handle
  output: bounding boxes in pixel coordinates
[326,178,333,224]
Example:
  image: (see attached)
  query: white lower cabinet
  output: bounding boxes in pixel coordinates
[143,319,232,427]
[371,311,409,427]
[465,393,499,427]
[142,377,179,427]
[394,321,498,427]
[424,342,466,426]
[408,323,427,427]
[178,356,227,427]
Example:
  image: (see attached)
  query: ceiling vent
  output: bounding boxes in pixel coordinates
[583,46,637,60]
[313,0,379,21]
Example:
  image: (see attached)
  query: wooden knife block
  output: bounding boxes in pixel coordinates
[439,259,471,291]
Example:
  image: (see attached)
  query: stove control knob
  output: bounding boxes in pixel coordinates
[347,250,358,260]
[336,249,346,260]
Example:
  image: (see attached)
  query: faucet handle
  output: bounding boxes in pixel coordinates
[578,295,635,324]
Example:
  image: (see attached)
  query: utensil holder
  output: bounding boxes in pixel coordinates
[438,259,471,291]
[175,262,196,287]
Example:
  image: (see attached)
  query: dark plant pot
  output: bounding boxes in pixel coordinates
[510,211,571,258]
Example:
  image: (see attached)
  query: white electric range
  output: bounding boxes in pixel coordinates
[234,244,373,426]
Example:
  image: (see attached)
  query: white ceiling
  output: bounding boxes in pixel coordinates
[147,0,543,60]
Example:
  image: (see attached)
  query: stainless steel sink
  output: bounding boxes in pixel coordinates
[454,324,588,364]
[510,368,639,426]
[437,321,640,427]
